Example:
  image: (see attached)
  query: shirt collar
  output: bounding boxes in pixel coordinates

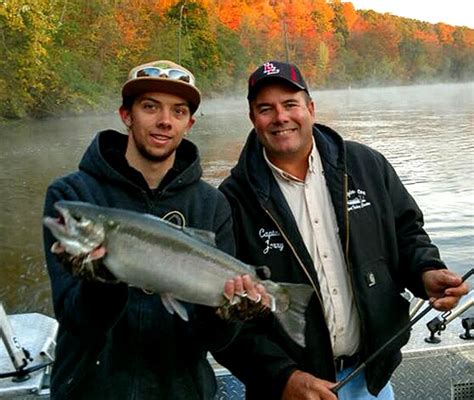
[263,137,318,183]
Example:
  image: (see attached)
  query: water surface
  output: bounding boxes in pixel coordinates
[0,82,472,315]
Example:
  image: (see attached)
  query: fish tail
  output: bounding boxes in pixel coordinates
[265,281,313,348]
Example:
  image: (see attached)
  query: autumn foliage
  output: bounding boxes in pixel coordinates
[0,0,473,119]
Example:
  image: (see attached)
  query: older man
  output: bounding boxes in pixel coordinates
[214,61,469,400]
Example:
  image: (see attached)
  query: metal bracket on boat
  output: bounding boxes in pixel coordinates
[0,302,33,381]
[425,311,450,344]
[425,292,474,344]
[0,303,32,380]
[460,317,474,340]
[0,302,52,382]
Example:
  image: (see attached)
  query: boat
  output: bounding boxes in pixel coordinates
[1,291,473,399]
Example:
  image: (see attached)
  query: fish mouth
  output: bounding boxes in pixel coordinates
[43,204,71,235]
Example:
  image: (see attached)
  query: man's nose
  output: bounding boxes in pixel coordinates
[273,106,289,124]
[156,107,172,127]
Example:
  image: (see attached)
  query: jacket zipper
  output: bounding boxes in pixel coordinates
[343,173,350,261]
[261,207,324,310]
[343,172,367,359]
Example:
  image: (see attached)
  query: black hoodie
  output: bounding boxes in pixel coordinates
[43,130,238,400]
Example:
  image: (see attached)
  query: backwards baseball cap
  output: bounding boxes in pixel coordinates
[122,60,201,115]
[247,61,309,101]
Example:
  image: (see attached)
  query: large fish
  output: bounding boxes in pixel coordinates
[44,201,313,347]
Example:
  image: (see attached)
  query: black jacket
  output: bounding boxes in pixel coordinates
[214,124,445,398]
[43,130,237,400]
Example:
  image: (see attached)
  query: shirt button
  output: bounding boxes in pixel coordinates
[323,253,328,259]
[332,288,338,295]
[314,219,319,224]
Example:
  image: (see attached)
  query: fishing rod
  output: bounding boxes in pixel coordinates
[331,267,474,394]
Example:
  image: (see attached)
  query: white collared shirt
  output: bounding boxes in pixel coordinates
[264,140,360,357]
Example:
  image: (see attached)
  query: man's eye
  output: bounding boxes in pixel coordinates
[174,107,188,116]
[143,103,156,110]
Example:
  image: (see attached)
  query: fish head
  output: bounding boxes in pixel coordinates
[43,201,106,255]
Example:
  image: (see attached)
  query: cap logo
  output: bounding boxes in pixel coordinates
[262,62,280,75]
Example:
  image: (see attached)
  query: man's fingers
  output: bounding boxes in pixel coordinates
[51,242,66,254]
[445,281,469,297]
[431,294,465,311]
[223,279,235,301]
[242,274,258,300]
[233,275,244,295]
[256,283,270,307]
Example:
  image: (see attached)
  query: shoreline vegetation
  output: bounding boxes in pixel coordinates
[1,0,473,121]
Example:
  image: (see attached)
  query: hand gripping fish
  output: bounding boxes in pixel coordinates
[44,201,313,347]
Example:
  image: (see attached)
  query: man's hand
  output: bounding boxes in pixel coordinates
[282,370,337,400]
[216,274,271,321]
[51,242,116,283]
[422,269,469,311]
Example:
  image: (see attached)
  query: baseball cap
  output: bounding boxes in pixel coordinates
[122,60,201,115]
[247,61,309,101]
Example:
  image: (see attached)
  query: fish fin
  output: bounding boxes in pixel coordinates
[158,214,217,246]
[183,227,216,246]
[264,281,314,348]
[161,293,189,321]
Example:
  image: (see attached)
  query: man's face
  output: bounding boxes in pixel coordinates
[120,91,195,163]
[250,83,315,165]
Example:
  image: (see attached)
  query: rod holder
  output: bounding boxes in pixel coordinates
[460,317,474,340]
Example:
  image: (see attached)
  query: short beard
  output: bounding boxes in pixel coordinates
[135,141,176,162]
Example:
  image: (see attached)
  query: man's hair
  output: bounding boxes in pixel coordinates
[248,87,313,114]
[122,96,135,111]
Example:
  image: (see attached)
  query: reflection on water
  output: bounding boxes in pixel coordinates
[1,82,473,315]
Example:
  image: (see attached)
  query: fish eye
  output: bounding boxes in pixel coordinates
[77,219,92,228]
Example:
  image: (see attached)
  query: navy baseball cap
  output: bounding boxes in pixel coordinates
[247,61,310,101]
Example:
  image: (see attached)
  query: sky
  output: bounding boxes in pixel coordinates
[349,0,474,28]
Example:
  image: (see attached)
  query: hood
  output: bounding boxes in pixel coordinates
[78,130,202,191]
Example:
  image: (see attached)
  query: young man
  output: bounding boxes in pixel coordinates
[43,60,266,400]
[214,61,469,400]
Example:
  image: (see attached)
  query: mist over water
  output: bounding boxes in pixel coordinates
[1,82,472,316]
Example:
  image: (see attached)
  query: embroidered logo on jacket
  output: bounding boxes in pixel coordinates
[347,189,372,212]
[259,228,284,254]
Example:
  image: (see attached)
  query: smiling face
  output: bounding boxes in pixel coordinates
[120,91,195,169]
[249,82,315,171]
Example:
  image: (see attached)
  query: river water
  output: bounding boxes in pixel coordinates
[0,82,473,316]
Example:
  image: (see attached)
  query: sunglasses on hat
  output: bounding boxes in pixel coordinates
[131,66,194,85]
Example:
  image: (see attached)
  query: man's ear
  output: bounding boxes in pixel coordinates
[249,110,255,124]
[119,106,132,128]
[186,116,196,131]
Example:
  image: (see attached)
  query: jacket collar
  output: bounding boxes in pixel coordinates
[232,123,345,202]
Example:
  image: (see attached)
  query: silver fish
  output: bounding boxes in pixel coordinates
[44,201,313,347]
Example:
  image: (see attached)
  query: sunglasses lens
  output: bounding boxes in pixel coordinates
[135,67,191,84]
[136,67,162,77]
[167,69,191,83]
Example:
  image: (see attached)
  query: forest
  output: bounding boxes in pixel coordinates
[1,0,473,119]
